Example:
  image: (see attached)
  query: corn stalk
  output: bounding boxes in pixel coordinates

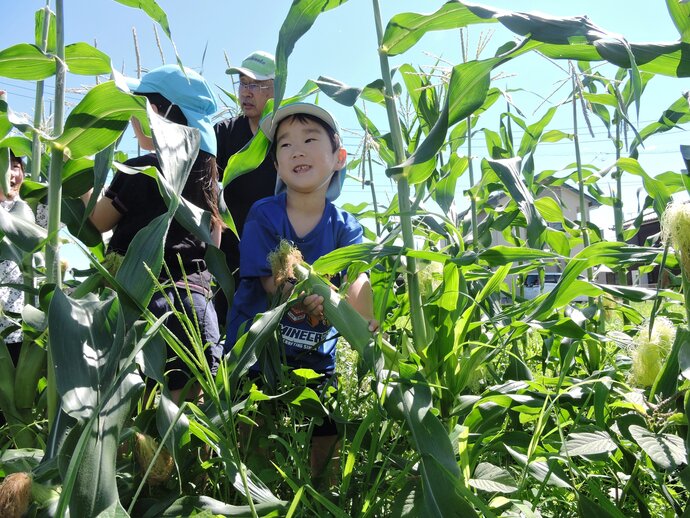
[372,0,427,348]
[45,0,65,427]
[31,3,52,181]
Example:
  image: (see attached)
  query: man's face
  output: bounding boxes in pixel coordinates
[238,75,274,121]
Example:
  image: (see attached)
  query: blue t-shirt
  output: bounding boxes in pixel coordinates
[226,192,363,374]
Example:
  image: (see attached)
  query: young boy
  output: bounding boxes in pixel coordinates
[226,102,377,480]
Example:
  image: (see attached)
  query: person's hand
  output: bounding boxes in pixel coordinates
[300,292,324,321]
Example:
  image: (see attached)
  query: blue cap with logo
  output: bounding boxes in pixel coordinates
[126,65,218,156]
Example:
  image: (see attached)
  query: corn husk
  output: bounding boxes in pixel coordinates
[134,432,174,486]
[0,472,32,518]
[662,201,690,279]
[629,317,676,387]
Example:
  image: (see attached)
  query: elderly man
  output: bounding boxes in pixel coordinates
[215,51,277,324]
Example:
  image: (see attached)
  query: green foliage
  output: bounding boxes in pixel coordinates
[3,0,690,516]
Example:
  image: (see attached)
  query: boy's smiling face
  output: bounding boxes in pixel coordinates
[274,116,346,199]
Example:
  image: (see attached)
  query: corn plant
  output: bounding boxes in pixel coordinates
[3,0,690,516]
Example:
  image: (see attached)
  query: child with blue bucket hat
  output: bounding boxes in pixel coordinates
[84,65,223,402]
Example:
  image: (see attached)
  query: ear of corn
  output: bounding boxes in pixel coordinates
[294,264,398,368]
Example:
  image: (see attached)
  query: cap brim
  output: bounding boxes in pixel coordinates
[259,103,338,142]
[178,106,216,156]
[274,167,346,202]
[225,66,274,81]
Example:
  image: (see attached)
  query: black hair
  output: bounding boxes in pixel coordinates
[138,92,223,230]
[9,150,24,170]
[269,113,341,162]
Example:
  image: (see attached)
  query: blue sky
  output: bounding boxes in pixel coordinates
[2,0,689,270]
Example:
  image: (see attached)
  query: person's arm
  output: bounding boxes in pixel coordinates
[80,188,122,233]
[347,272,379,332]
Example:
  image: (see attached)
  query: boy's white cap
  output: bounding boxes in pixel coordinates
[260,102,345,202]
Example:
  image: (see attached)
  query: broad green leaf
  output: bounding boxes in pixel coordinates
[484,157,546,248]
[35,6,56,53]
[517,105,558,158]
[615,158,671,216]
[112,0,182,67]
[155,496,286,517]
[380,369,481,517]
[433,154,467,214]
[273,0,350,110]
[0,93,10,139]
[389,57,501,177]
[95,501,130,518]
[578,492,626,518]
[205,245,234,310]
[478,246,557,266]
[54,81,146,159]
[313,76,361,106]
[651,327,690,401]
[381,3,498,56]
[530,242,661,320]
[0,147,9,196]
[666,0,690,42]
[469,462,518,493]
[629,95,690,157]
[439,262,458,311]
[227,303,286,387]
[48,291,120,420]
[222,126,270,188]
[115,104,198,312]
[505,445,572,488]
[0,43,55,80]
[563,431,617,457]
[629,424,687,470]
[156,390,190,461]
[64,42,112,76]
[61,198,103,250]
[0,198,46,252]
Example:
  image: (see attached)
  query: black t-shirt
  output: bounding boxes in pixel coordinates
[105,153,211,287]
[215,115,277,272]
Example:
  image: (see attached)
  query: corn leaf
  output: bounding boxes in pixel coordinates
[112,0,182,67]
[666,0,690,42]
[64,42,112,75]
[54,81,146,159]
[484,157,546,249]
[273,0,350,111]
[0,199,46,253]
[153,496,286,517]
[34,6,56,53]
[389,57,500,177]
[0,43,55,80]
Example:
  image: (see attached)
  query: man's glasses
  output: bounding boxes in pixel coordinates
[235,81,273,92]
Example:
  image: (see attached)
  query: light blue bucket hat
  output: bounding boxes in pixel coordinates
[259,102,346,201]
[126,65,218,156]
